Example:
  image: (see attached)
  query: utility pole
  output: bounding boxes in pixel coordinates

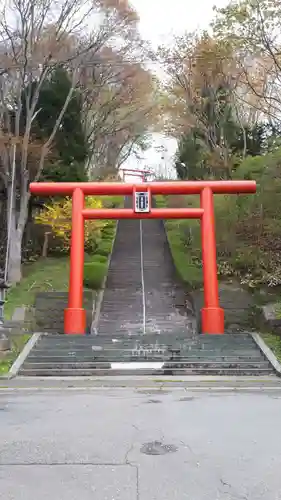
[0,280,11,351]
[0,142,16,352]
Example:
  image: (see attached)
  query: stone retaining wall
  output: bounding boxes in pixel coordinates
[34,290,95,334]
[192,283,255,333]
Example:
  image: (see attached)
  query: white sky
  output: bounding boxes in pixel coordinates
[131,0,228,49]
[122,0,228,179]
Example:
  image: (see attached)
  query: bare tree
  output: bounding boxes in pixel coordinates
[0,0,136,282]
[81,43,160,176]
[158,33,240,175]
[213,0,281,124]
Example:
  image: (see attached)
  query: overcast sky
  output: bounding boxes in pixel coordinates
[122,0,228,179]
[131,0,227,48]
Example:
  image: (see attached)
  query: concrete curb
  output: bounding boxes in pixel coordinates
[8,374,279,382]
[1,375,281,391]
[251,332,281,376]
[91,219,119,334]
[8,332,41,378]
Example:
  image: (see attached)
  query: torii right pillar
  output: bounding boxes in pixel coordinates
[200,186,224,334]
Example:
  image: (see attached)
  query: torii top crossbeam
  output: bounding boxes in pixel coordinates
[30,180,256,196]
[120,168,153,181]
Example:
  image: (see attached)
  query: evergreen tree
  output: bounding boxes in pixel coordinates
[21,67,88,182]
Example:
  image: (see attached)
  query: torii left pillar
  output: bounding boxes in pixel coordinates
[64,188,86,334]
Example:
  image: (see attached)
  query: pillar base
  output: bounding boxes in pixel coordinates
[201,307,224,334]
[64,308,86,335]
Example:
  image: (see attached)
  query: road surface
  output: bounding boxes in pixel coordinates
[1,385,281,499]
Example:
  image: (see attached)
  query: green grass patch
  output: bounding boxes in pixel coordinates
[103,195,124,208]
[4,257,72,320]
[84,213,116,289]
[91,254,108,264]
[273,302,281,319]
[5,253,94,319]
[101,227,115,240]
[261,333,281,363]
[155,195,167,208]
[97,238,113,257]
[154,194,203,289]
[166,219,202,288]
[0,333,31,375]
[4,218,117,318]
[83,261,107,289]
[156,188,281,290]
[4,196,119,319]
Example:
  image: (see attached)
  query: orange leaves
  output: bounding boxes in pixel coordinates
[212,0,281,122]
[160,33,236,137]
[99,0,139,20]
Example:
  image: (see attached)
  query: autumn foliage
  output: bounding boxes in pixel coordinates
[0,0,161,283]
[35,197,108,252]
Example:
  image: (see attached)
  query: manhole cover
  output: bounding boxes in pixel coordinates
[137,390,170,395]
[145,399,162,404]
[140,441,178,455]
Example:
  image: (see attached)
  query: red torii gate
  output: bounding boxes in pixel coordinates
[120,168,152,182]
[30,180,256,335]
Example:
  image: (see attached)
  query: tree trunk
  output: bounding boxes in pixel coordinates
[42,232,50,258]
[6,184,29,284]
[7,221,23,284]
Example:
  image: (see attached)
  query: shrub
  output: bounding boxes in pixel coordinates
[155,195,167,208]
[83,262,107,289]
[101,226,115,239]
[91,254,108,264]
[164,147,281,289]
[35,196,108,253]
[97,239,113,257]
[103,195,124,208]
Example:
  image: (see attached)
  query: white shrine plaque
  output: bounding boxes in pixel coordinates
[134,191,150,213]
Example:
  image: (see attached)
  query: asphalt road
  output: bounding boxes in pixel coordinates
[1,385,281,499]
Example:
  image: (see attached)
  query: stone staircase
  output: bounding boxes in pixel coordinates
[97,196,195,337]
[18,332,274,376]
[97,214,144,336]
[141,217,195,335]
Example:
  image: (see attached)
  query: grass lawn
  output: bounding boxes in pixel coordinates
[165,219,203,289]
[261,333,281,363]
[4,222,118,320]
[155,195,203,289]
[4,257,71,320]
[0,333,31,376]
[4,195,121,320]
[4,252,102,320]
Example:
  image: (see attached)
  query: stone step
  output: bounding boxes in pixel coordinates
[23,359,270,370]
[23,362,112,370]
[22,337,270,353]
[36,340,262,351]
[27,350,269,362]
[19,366,273,377]
[30,338,267,353]
[36,332,260,344]
[99,303,143,311]
[26,353,267,362]
[29,348,267,359]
